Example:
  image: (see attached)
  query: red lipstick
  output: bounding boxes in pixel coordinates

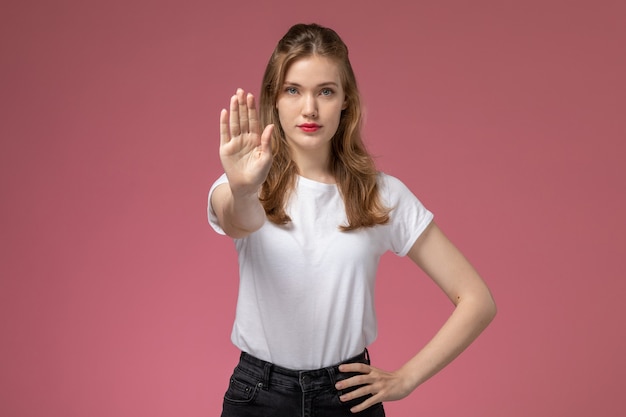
[298,123,320,133]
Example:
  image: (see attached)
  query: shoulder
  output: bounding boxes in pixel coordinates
[376,172,415,202]
[377,171,432,217]
[375,172,434,255]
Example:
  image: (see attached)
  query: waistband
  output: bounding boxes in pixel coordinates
[236,349,370,392]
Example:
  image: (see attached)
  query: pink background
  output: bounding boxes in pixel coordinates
[1,1,625,416]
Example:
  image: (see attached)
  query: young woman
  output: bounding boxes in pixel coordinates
[209,23,496,416]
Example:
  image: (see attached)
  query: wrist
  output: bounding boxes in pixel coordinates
[229,182,261,201]
[396,362,425,393]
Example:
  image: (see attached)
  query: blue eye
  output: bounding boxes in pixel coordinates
[320,88,333,96]
[286,87,298,95]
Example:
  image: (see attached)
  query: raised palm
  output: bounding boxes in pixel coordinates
[219,88,273,196]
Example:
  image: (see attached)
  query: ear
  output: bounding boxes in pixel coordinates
[341,97,348,110]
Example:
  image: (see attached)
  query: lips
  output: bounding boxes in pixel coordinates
[298,123,321,133]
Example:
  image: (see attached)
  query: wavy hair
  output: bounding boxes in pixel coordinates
[259,23,389,231]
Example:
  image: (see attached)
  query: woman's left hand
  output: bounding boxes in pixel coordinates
[335,362,413,413]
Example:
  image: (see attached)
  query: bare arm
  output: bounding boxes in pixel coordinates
[211,88,274,238]
[336,221,497,412]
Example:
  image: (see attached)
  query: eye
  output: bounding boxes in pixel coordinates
[320,88,333,96]
[285,87,298,95]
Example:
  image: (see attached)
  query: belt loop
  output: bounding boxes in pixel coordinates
[261,361,271,390]
[327,363,337,386]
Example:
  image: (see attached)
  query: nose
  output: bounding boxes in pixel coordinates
[302,94,317,118]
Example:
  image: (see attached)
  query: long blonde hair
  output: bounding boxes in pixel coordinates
[259,23,389,231]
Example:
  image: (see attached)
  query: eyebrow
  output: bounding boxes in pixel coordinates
[283,81,340,88]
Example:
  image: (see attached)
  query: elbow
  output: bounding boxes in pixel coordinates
[481,291,497,325]
[486,296,497,323]
[222,214,266,238]
[459,288,497,327]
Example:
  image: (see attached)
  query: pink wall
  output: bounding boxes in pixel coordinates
[1,1,624,416]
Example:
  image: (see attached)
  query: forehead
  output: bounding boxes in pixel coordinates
[284,55,342,86]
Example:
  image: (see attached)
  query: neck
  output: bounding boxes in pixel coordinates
[291,148,335,184]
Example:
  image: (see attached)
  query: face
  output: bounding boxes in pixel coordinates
[276,55,347,160]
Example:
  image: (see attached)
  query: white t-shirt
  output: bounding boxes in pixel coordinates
[208,173,433,370]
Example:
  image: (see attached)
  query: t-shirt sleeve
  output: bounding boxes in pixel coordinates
[207,173,229,235]
[381,173,434,256]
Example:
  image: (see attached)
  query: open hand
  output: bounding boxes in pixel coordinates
[219,88,274,196]
[335,362,414,413]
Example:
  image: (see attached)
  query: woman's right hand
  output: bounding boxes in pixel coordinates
[219,88,274,197]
